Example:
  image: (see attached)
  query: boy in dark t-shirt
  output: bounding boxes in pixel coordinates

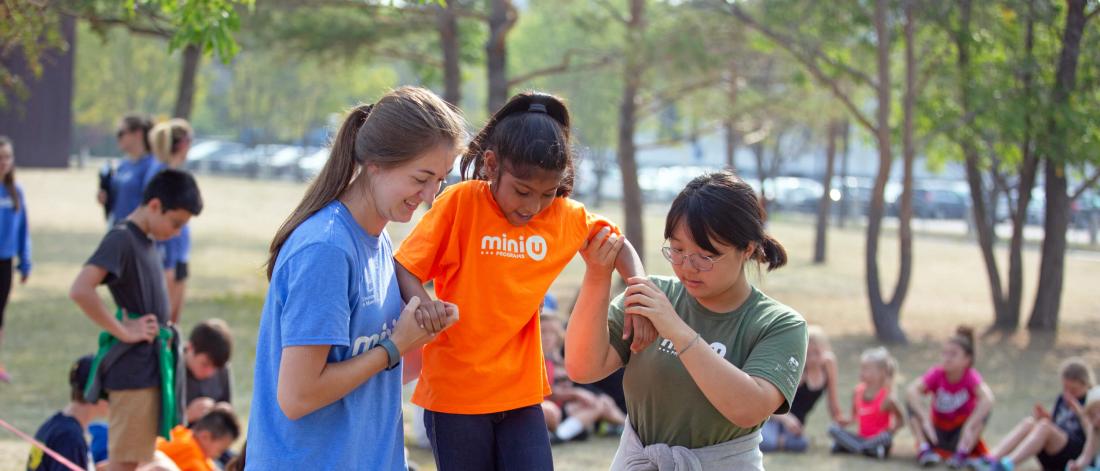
[26,355,108,471]
[70,169,203,471]
[184,319,234,423]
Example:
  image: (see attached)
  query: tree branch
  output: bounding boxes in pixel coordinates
[915,109,979,150]
[726,3,877,135]
[85,16,173,38]
[508,50,616,87]
[594,0,629,25]
[726,5,876,89]
[1071,167,1100,201]
[635,123,725,151]
[636,76,721,115]
[267,0,489,21]
[1086,5,1099,22]
[372,47,443,68]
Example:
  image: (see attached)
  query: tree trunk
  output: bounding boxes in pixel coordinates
[1029,0,1087,331]
[486,0,516,114]
[838,119,851,228]
[616,0,647,263]
[866,0,907,344]
[890,0,916,329]
[173,44,201,119]
[593,149,608,208]
[752,140,768,213]
[956,0,1011,328]
[814,120,840,264]
[724,60,740,171]
[437,1,462,107]
[1005,0,1040,330]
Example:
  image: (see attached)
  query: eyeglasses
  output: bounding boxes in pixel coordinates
[661,246,728,272]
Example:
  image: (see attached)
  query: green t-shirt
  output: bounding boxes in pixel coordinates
[609,276,808,448]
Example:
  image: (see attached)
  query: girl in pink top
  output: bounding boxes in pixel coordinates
[829,347,905,459]
[906,326,995,468]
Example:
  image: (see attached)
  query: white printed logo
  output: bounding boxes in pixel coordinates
[350,318,399,356]
[933,388,972,414]
[658,337,727,357]
[480,233,549,261]
[788,357,800,372]
[525,235,548,261]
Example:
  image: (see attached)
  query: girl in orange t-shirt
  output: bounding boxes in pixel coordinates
[395,91,653,471]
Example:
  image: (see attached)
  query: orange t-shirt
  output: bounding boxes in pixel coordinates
[395,180,618,414]
[155,426,215,471]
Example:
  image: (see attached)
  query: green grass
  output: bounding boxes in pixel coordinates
[1,167,1098,470]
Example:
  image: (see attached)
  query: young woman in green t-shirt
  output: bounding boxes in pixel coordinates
[566,171,808,470]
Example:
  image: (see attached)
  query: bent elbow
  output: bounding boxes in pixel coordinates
[727,410,766,429]
[277,391,309,421]
[564,359,595,385]
[68,284,86,304]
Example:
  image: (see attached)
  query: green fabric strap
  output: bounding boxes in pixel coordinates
[83,308,178,440]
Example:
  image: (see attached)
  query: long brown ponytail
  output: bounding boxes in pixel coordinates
[265,87,467,279]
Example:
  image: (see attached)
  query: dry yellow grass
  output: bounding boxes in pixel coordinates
[1,167,1097,470]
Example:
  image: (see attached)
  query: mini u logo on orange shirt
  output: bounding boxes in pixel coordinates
[479,233,548,261]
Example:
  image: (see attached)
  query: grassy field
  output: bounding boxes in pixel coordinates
[1,167,1098,470]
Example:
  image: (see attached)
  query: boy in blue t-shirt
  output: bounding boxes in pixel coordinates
[70,169,203,471]
[26,355,108,471]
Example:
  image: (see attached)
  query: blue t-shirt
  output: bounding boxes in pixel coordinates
[0,184,31,275]
[159,224,190,269]
[246,201,406,471]
[26,412,90,471]
[109,155,163,225]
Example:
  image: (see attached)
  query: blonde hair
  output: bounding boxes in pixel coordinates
[1085,386,1100,413]
[1060,357,1095,387]
[150,118,193,166]
[266,87,467,279]
[807,325,831,352]
[861,346,898,381]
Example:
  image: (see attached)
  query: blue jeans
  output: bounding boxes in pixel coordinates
[759,420,809,452]
[424,405,554,471]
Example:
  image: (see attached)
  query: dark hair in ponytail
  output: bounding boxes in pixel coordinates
[266,86,467,279]
[0,136,18,212]
[460,91,574,197]
[120,114,154,153]
[950,325,976,363]
[664,171,788,271]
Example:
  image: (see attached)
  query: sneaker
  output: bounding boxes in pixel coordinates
[874,444,887,460]
[918,448,943,467]
[599,423,625,436]
[947,452,968,469]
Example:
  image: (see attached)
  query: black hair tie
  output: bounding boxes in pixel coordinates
[528,103,548,114]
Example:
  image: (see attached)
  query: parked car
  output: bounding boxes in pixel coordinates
[258,146,318,179]
[909,188,970,219]
[297,148,330,182]
[185,140,246,174]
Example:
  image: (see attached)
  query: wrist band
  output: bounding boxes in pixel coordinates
[677,333,701,357]
[378,338,401,370]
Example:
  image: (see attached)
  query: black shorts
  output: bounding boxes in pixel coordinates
[174,262,189,282]
[1037,436,1084,471]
